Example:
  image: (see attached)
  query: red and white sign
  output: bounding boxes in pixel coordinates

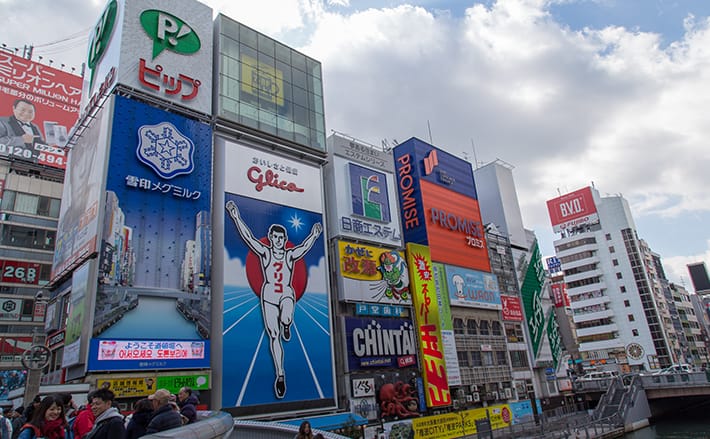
[501,295,523,321]
[0,259,42,285]
[546,187,599,233]
[551,283,569,308]
[0,52,82,169]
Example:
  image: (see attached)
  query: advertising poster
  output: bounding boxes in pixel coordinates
[501,295,523,322]
[156,373,209,394]
[0,51,82,169]
[432,264,461,387]
[88,95,212,372]
[410,404,513,439]
[96,376,158,397]
[520,242,545,358]
[337,240,410,305]
[53,97,112,279]
[406,243,450,408]
[547,311,563,369]
[345,317,417,371]
[444,265,501,310]
[62,260,90,367]
[222,140,334,411]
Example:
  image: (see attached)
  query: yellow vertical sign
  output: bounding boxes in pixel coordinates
[406,243,450,408]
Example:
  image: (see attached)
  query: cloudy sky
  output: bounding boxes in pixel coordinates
[3,0,709,286]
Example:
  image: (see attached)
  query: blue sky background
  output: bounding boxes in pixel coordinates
[4,0,710,286]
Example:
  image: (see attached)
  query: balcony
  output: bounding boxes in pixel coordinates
[576,323,619,338]
[573,308,614,323]
[578,338,624,353]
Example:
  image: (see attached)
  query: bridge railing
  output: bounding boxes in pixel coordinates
[638,371,709,389]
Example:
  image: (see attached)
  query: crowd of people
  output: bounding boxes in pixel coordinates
[0,386,199,439]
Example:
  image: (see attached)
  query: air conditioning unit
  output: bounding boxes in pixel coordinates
[465,395,473,403]
[470,384,478,393]
[472,392,480,402]
[504,388,513,399]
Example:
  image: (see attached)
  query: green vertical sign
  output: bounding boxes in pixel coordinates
[547,311,562,370]
[521,242,545,358]
[433,263,453,330]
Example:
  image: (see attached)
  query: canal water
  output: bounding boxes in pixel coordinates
[100,296,201,339]
[623,406,710,439]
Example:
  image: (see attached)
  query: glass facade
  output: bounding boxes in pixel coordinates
[215,15,326,151]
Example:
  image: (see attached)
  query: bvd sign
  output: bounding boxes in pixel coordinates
[546,186,599,234]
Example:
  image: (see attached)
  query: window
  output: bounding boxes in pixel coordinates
[14,193,38,214]
[616,272,623,279]
[609,246,615,253]
[0,190,61,218]
[496,351,508,366]
[612,259,619,266]
[632,329,639,336]
[504,323,524,343]
[510,350,529,368]
[628,314,635,322]
[482,351,494,366]
[467,319,477,335]
[492,321,502,336]
[1,225,55,250]
[453,318,465,335]
[620,286,626,293]
[479,320,490,336]
[624,300,630,307]
[457,351,468,366]
[470,351,482,367]
[606,233,612,240]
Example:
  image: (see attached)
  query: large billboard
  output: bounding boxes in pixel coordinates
[336,240,410,305]
[393,139,490,272]
[222,140,334,412]
[345,317,417,371]
[520,242,545,358]
[406,243,450,408]
[326,135,402,247]
[62,261,92,368]
[0,51,82,169]
[83,0,213,115]
[53,96,113,280]
[501,295,523,322]
[88,95,212,372]
[546,186,599,234]
[443,264,501,310]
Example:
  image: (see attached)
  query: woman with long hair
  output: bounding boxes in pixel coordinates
[295,420,313,439]
[17,395,67,439]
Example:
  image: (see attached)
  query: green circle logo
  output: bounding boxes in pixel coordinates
[140,10,201,59]
[88,0,118,70]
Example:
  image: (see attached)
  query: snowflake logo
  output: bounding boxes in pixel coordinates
[136,122,195,179]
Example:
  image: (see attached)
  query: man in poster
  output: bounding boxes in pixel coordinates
[226,200,322,398]
[0,99,46,149]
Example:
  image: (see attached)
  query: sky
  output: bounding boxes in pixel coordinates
[2,0,709,288]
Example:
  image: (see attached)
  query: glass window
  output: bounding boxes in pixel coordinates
[274,42,291,64]
[496,351,508,366]
[291,51,307,72]
[239,24,258,49]
[257,33,275,57]
[15,193,38,214]
[467,319,477,335]
[470,351,482,367]
[616,272,623,279]
[453,318,464,335]
[492,321,502,336]
[1,190,15,210]
[292,68,307,90]
[479,320,490,336]
[482,351,494,366]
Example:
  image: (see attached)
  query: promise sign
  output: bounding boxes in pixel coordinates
[406,243,450,408]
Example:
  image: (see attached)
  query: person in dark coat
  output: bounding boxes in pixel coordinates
[125,399,152,439]
[176,387,198,425]
[145,390,182,434]
[84,388,124,439]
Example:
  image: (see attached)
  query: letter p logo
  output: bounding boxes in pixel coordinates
[141,9,201,59]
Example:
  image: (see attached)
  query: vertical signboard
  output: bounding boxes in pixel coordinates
[83,0,213,115]
[547,311,562,370]
[336,240,410,305]
[62,260,91,367]
[222,139,334,412]
[53,96,112,279]
[432,263,461,387]
[0,51,82,169]
[501,295,523,322]
[520,242,545,358]
[87,95,212,372]
[546,186,599,233]
[406,243,450,408]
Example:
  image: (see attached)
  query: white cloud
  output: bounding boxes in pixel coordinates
[223,248,246,287]
[306,256,328,294]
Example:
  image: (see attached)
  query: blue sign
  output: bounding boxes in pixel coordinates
[355,303,407,317]
[345,317,418,371]
[87,338,211,371]
[349,162,391,222]
[444,264,502,310]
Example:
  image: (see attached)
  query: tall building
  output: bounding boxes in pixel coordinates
[546,187,673,372]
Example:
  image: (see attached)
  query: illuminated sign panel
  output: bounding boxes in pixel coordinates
[432,263,461,387]
[0,52,82,169]
[444,264,501,309]
[345,317,417,371]
[520,242,545,357]
[221,139,335,413]
[336,240,410,305]
[406,243,450,408]
[546,186,599,233]
[88,339,208,371]
[501,295,523,322]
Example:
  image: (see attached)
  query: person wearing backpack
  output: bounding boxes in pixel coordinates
[72,392,95,439]
[17,395,67,439]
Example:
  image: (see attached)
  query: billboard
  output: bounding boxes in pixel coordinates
[336,240,410,305]
[501,295,523,322]
[443,264,501,310]
[62,260,91,367]
[546,186,599,234]
[550,283,569,308]
[432,263,461,387]
[345,317,417,371]
[88,95,212,372]
[222,139,334,412]
[0,51,82,169]
[326,135,402,247]
[0,259,42,285]
[52,96,112,279]
[547,311,562,370]
[520,242,545,358]
[83,0,213,115]
[406,243,450,408]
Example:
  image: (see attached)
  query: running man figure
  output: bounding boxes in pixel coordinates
[226,200,323,399]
